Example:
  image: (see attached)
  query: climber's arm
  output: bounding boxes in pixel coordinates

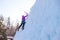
[24,11,28,17]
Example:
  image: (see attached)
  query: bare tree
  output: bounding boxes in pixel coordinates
[0,15,4,30]
[0,15,4,21]
[7,17,10,27]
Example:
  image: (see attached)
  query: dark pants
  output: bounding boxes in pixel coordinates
[19,21,26,30]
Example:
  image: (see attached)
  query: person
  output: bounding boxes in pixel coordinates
[18,11,28,31]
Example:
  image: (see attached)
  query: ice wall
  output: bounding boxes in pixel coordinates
[14,0,60,40]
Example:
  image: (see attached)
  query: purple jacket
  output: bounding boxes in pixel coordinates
[22,16,25,21]
[22,12,28,21]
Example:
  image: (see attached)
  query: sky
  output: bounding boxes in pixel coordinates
[0,0,36,26]
[14,0,60,40]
